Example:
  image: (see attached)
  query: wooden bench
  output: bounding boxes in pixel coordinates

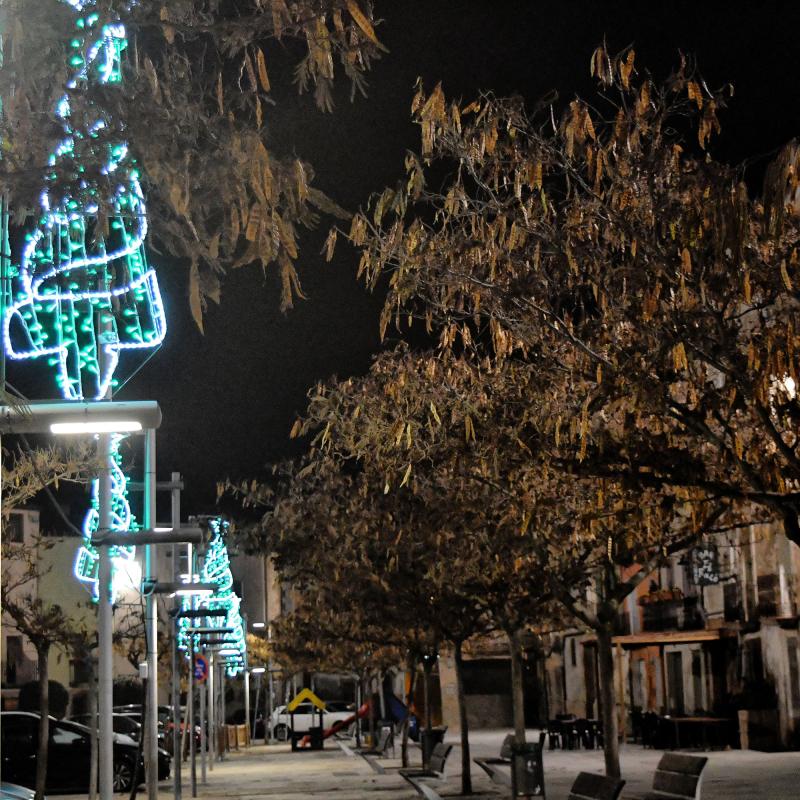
[641,753,708,800]
[357,727,394,774]
[358,726,394,756]
[568,772,626,800]
[474,733,514,786]
[474,732,546,789]
[399,742,453,800]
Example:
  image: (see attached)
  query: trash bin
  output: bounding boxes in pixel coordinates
[308,726,324,750]
[511,741,545,797]
[420,726,447,765]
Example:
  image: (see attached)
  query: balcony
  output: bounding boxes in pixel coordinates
[640,588,704,632]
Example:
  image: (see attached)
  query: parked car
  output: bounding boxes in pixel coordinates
[111,705,173,750]
[0,784,37,800]
[0,712,170,793]
[113,704,173,727]
[70,713,142,742]
[269,702,355,740]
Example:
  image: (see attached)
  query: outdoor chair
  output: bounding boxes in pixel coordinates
[568,772,626,800]
[630,709,644,743]
[546,719,563,750]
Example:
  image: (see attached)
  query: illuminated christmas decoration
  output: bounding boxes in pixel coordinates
[178,519,246,676]
[1,2,166,598]
[73,433,140,599]
[3,6,166,401]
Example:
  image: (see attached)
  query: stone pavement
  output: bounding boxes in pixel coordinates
[113,728,799,800]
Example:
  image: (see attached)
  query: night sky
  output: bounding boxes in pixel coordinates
[8,2,800,520]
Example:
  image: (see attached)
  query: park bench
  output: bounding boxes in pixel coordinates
[474,733,514,786]
[639,752,708,800]
[399,742,453,800]
[568,772,626,800]
[474,732,546,789]
[356,726,394,774]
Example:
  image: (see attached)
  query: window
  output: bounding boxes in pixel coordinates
[4,513,24,543]
[70,657,92,687]
[2,716,37,755]
[280,582,294,614]
[51,723,87,747]
[743,638,764,681]
[5,636,24,685]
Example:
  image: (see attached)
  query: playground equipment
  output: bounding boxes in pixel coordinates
[298,701,371,748]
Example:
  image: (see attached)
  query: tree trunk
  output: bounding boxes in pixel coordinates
[35,644,50,800]
[422,659,433,768]
[453,641,472,796]
[596,626,621,778]
[88,659,98,800]
[401,662,417,768]
[508,630,526,745]
[368,675,376,747]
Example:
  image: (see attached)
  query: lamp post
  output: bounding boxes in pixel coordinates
[0,401,161,800]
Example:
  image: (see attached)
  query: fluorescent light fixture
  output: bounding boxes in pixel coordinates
[170,587,214,597]
[218,648,240,656]
[250,667,266,674]
[251,622,266,629]
[154,527,173,533]
[51,420,142,434]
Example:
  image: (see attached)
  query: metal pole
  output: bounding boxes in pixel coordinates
[97,433,114,800]
[208,652,215,767]
[199,670,207,784]
[189,617,197,796]
[267,625,274,745]
[144,428,159,800]
[171,472,182,800]
[220,666,227,761]
[267,668,274,745]
[252,678,261,740]
[244,669,251,745]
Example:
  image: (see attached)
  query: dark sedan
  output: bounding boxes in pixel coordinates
[0,712,170,793]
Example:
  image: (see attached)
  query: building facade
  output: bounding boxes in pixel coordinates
[2,508,144,713]
[439,522,800,749]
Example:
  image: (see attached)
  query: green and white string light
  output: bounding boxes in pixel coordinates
[178,519,247,676]
[2,1,166,599]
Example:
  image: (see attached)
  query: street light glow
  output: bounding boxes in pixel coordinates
[251,621,266,629]
[250,667,266,674]
[51,420,143,434]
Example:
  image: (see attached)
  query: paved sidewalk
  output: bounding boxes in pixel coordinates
[97,729,799,800]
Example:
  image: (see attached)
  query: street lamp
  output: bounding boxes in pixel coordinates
[0,400,162,800]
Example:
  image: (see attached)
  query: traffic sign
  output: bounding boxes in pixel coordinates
[194,654,209,683]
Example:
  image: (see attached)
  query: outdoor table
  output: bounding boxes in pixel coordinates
[661,715,731,750]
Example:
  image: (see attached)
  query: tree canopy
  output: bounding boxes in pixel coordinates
[334,46,800,546]
[0,0,385,322]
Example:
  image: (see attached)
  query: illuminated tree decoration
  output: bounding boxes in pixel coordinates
[3,4,166,401]
[178,518,246,677]
[1,1,166,598]
[73,433,141,599]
